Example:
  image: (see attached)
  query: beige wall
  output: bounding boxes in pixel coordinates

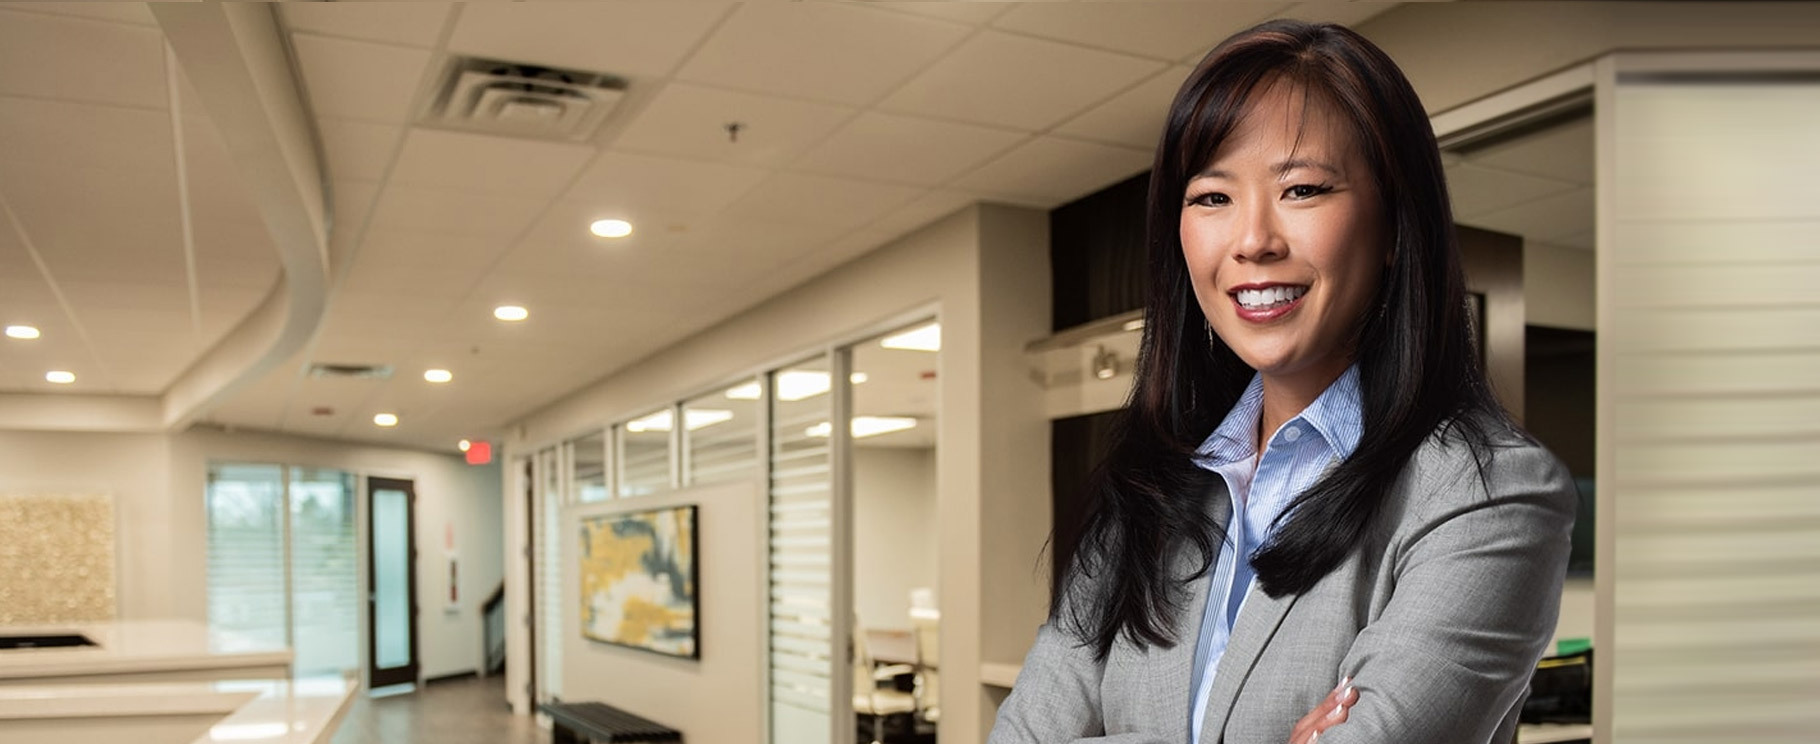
[561,482,764,742]
[507,203,1053,743]
[0,430,174,620]
[853,447,937,633]
[0,427,503,682]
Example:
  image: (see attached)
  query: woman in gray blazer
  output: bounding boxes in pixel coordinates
[990,19,1575,744]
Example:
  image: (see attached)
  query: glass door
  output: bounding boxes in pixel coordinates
[367,477,419,689]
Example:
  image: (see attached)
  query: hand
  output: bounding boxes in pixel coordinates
[1288,677,1356,744]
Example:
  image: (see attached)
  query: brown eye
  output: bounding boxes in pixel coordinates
[1187,192,1230,207]
[1285,184,1333,199]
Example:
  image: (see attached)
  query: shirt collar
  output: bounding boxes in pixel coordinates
[1195,364,1364,467]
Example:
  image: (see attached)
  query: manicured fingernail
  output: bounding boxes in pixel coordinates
[1309,732,1319,744]
[1328,702,1345,719]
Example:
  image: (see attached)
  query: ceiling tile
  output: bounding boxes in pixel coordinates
[290,34,433,124]
[880,30,1164,131]
[448,3,729,78]
[1469,186,1594,245]
[994,2,1284,61]
[389,128,594,200]
[317,118,402,183]
[1466,116,1594,186]
[846,0,1011,26]
[1053,65,1192,150]
[951,136,1152,207]
[0,10,166,108]
[0,2,156,26]
[794,112,1026,187]
[339,229,503,298]
[613,83,855,168]
[565,150,768,222]
[280,2,451,48]
[870,190,981,240]
[0,169,185,286]
[1280,2,1402,33]
[720,172,922,235]
[676,3,967,105]
[0,97,173,175]
[1444,162,1578,218]
[365,184,549,242]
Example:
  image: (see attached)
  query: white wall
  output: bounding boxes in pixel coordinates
[0,426,504,682]
[561,482,764,742]
[853,447,937,633]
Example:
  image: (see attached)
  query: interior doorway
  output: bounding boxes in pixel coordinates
[367,476,421,690]
[847,319,941,744]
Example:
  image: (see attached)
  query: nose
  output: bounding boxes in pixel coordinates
[1231,198,1286,264]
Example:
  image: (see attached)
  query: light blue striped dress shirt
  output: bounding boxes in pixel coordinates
[1187,365,1364,744]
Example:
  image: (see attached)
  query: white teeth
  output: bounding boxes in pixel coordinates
[1234,285,1307,310]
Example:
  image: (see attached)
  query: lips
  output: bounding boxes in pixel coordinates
[1228,283,1308,323]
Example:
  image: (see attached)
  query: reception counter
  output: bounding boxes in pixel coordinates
[0,618,291,685]
[0,675,356,744]
[0,619,351,742]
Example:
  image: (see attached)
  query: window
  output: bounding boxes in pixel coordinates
[570,430,608,502]
[619,407,674,497]
[685,380,760,486]
[206,464,358,675]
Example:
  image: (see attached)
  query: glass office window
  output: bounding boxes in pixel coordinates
[206,463,358,675]
[619,408,674,497]
[768,356,835,744]
[206,464,288,650]
[287,468,358,675]
[685,379,760,486]
[570,430,608,502]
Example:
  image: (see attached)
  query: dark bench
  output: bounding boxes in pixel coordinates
[540,701,682,743]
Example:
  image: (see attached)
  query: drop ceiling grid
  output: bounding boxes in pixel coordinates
[0,9,168,109]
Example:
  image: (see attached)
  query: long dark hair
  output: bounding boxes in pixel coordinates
[1058,19,1511,660]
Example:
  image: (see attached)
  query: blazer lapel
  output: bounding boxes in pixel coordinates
[1197,581,1302,742]
[1144,479,1236,741]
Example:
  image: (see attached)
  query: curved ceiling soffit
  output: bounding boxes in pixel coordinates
[151,2,331,431]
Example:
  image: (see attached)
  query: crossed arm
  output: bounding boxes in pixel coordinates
[989,444,1575,744]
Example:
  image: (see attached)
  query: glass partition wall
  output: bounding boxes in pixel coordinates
[768,354,840,744]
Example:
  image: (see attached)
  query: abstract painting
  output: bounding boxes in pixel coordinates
[580,505,699,658]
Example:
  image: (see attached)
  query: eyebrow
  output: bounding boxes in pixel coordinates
[1194,158,1342,179]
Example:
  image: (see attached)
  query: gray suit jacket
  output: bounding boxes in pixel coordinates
[990,425,1576,744]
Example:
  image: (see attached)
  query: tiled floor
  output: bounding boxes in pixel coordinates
[329,675,546,744]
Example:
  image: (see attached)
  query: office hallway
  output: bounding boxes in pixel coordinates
[330,676,546,744]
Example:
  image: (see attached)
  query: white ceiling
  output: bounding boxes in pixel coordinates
[0,1,1396,451]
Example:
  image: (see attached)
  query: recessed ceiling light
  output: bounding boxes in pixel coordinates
[880,322,940,352]
[5,325,40,340]
[589,219,633,238]
[494,305,528,322]
[45,370,75,384]
[424,369,453,383]
[458,439,471,452]
[373,413,399,427]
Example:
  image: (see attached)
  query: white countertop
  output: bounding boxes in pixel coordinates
[0,675,356,744]
[0,619,292,679]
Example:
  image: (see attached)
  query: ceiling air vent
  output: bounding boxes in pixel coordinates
[426,57,627,142]
[307,363,393,380]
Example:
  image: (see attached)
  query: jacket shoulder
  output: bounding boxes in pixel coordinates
[1394,414,1576,524]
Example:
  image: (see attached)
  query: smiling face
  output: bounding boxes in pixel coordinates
[1180,79,1387,393]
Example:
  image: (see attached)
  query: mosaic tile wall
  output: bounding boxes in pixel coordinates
[0,492,117,624]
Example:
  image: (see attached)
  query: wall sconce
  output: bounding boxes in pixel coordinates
[1092,346,1119,380]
